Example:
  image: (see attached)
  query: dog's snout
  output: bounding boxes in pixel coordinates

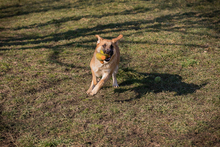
[106,48,111,54]
[104,48,113,56]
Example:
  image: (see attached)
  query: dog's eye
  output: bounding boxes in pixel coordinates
[102,44,106,48]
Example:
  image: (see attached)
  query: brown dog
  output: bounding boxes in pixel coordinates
[87,34,123,96]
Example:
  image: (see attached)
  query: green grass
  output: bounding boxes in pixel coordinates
[0,0,220,146]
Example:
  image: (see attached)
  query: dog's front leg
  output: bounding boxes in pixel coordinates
[112,72,119,88]
[86,70,97,95]
[90,73,110,96]
[112,65,119,88]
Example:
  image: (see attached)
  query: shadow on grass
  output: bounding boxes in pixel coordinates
[1,0,219,69]
[115,68,207,102]
[1,7,219,49]
[0,0,117,19]
[0,0,69,19]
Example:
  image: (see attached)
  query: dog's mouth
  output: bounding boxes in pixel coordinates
[105,57,111,62]
[101,44,114,62]
[105,54,112,62]
[104,50,113,62]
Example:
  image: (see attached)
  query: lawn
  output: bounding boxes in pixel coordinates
[0,0,220,146]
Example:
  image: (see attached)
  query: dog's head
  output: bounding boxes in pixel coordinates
[95,34,123,62]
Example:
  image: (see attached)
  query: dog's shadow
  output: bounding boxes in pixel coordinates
[114,68,207,102]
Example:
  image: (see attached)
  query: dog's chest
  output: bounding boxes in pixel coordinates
[92,62,112,77]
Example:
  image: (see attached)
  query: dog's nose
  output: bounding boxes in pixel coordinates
[105,49,111,54]
[101,49,111,55]
[105,49,113,55]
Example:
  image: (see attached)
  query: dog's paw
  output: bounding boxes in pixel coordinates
[86,90,92,95]
[86,91,90,95]
[113,84,119,88]
[89,92,96,96]
[86,90,96,96]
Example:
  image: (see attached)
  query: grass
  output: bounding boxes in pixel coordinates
[0,0,220,146]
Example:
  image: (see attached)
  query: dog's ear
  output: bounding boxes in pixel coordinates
[112,34,123,43]
[95,35,103,44]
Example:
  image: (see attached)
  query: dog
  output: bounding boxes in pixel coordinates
[86,34,123,96]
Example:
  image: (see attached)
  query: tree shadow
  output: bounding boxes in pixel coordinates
[1,0,219,69]
[0,0,149,20]
[1,6,219,49]
[0,0,67,19]
[12,6,151,31]
[0,0,115,19]
[153,0,218,11]
[115,68,207,102]
[0,6,151,49]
